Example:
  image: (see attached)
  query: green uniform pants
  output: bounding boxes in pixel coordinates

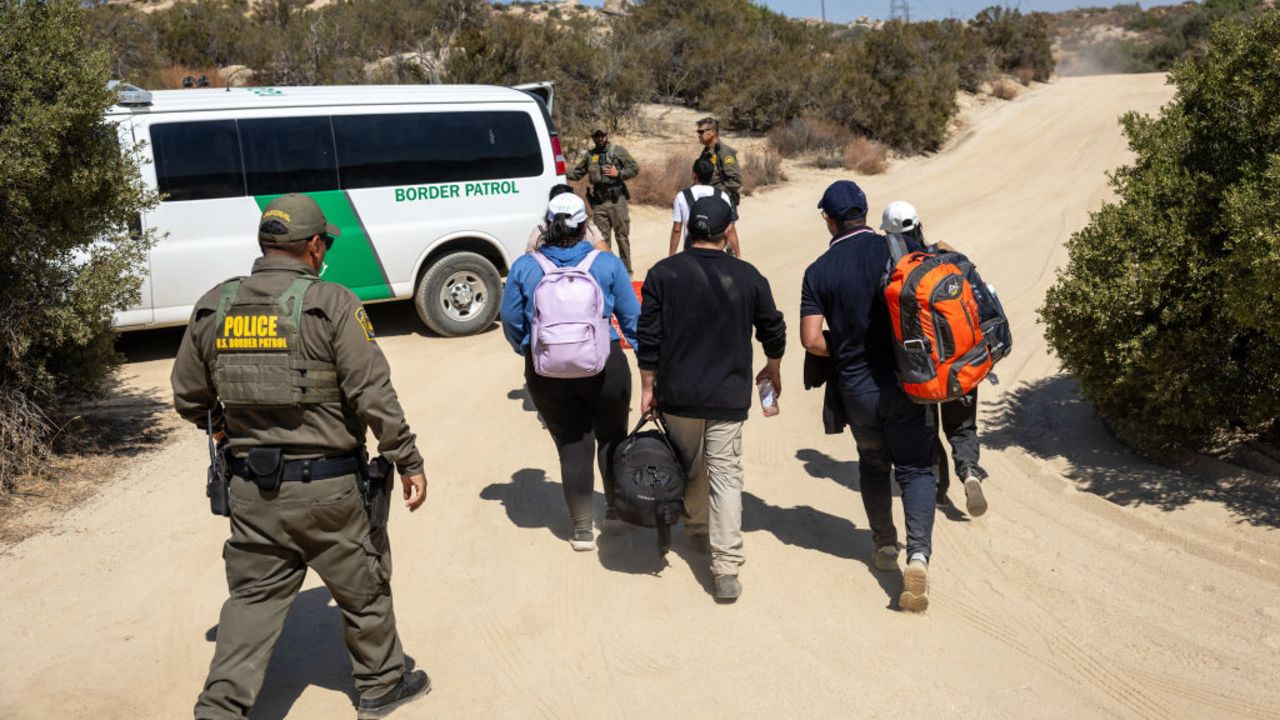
[194,473,405,719]
[591,197,632,273]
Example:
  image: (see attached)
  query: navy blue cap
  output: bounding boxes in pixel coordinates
[689,195,733,238]
[817,180,868,219]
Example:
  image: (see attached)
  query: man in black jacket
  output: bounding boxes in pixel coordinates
[637,197,786,602]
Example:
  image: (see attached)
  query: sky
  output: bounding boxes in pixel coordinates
[557,0,1173,22]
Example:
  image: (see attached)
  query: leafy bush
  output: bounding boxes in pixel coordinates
[0,0,157,492]
[1040,11,1280,451]
[972,6,1054,82]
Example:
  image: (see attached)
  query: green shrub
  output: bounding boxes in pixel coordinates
[1040,11,1280,451]
[0,0,158,492]
[972,6,1054,81]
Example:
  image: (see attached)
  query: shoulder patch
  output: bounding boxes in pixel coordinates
[354,307,375,342]
[724,155,735,165]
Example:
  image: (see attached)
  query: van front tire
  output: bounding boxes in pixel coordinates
[415,252,502,337]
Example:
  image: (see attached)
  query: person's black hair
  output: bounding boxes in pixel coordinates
[545,213,587,247]
[548,183,574,201]
[905,224,925,245]
[692,158,715,184]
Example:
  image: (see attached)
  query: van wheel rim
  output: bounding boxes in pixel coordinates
[441,271,484,322]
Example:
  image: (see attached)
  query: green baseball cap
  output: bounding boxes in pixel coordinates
[257,194,340,244]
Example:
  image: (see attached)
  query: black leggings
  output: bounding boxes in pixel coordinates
[524,342,632,531]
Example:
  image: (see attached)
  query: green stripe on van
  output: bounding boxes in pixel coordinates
[254,191,393,302]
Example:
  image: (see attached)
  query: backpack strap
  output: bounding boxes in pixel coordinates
[575,248,602,271]
[531,250,556,274]
[277,276,320,334]
[213,278,244,332]
[885,232,911,265]
[682,187,696,217]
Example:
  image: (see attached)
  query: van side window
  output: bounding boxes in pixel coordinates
[151,121,245,202]
[333,111,543,189]
[240,116,340,196]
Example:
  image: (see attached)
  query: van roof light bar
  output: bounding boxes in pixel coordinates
[108,80,153,107]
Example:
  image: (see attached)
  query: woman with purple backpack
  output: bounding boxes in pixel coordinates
[500,192,640,551]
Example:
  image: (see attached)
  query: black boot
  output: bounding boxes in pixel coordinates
[357,670,431,719]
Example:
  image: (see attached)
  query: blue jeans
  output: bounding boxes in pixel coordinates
[840,383,937,561]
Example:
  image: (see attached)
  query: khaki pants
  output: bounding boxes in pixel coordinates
[194,474,405,719]
[662,414,746,576]
[591,196,631,273]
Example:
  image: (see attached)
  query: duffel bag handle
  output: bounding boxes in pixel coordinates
[625,412,679,458]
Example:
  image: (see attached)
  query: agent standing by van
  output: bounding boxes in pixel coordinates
[638,197,786,603]
[567,129,640,273]
[696,117,743,209]
[501,192,640,551]
[172,194,431,719]
[799,181,937,613]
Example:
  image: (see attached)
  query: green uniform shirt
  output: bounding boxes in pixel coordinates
[698,141,743,194]
[567,142,639,190]
[171,255,425,475]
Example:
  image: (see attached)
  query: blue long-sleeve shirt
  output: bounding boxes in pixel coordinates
[500,240,639,353]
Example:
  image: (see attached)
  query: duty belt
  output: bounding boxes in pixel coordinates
[228,453,361,482]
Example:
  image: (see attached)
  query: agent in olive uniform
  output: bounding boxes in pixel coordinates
[172,194,431,720]
[567,129,640,273]
[696,117,743,209]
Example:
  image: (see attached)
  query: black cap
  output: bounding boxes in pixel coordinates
[591,128,608,138]
[688,196,733,238]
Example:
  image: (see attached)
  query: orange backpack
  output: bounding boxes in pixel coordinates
[883,249,992,403]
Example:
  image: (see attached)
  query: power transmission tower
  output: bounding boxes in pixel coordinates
[889,0,911,22]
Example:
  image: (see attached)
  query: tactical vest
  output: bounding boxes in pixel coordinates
[210,276,341,407]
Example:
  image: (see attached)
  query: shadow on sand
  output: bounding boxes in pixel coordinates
[205,587,417,720]
[983,374,1280,528]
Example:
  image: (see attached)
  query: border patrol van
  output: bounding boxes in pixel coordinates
[109,82,566,336]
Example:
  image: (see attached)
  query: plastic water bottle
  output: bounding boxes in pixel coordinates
[758,379,780,417]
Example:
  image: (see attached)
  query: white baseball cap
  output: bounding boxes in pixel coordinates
[546,193,589,228]
[881,200,920,234]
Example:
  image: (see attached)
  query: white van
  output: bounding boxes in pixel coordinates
[109,82,566,336]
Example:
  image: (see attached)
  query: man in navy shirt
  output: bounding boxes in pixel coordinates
[799,180,936,613]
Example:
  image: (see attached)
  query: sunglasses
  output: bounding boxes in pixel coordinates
[319,234,335,250]
[696,129,713,135]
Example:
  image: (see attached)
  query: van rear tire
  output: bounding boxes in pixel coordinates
[415,252,503,337]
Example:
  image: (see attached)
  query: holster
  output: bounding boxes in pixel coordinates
[246,447,284,492]
[360,452,394,529]
[206,445,230,518]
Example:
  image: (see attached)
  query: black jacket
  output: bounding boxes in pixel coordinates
[638,249,786,421]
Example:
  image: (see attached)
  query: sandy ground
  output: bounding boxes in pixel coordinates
[3,73,1279,720]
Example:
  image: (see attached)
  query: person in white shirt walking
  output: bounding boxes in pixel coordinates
[669,159,741,257]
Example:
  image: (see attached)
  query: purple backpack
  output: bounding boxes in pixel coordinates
[530,249,610,378]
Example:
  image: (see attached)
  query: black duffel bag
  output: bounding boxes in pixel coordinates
[611,415,686,554]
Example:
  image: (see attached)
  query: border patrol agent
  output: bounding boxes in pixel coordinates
[567,128,640,273]
[172,194,431,720]
[696,117,743,209]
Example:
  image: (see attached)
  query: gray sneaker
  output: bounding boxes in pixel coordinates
[569,528,595,551]
[964,476,988,517]
[714,574,742,602]
[873,544,900,571]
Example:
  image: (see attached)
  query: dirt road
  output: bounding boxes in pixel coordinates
[3,74,1278,720]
